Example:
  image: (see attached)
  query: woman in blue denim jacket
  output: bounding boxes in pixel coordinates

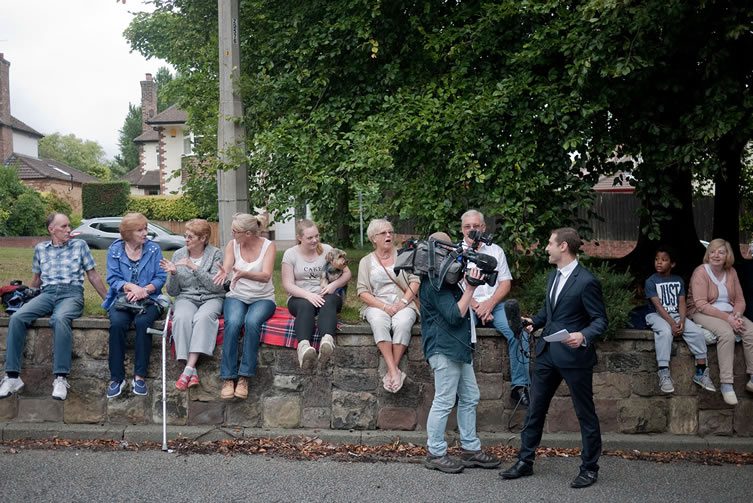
[103,212,166,399]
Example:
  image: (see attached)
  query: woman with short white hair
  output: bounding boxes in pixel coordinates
[357,219,419,392]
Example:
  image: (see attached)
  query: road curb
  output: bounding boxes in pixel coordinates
[2,423,752,452]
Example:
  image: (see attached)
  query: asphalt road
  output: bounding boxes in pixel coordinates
[1,448,750,503]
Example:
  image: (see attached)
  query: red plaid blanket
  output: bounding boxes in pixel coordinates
[167,306,322,351]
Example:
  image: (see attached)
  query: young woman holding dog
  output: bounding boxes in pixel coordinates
[357,219,419,393]
[282,219,351,368]
[212,213,276,400]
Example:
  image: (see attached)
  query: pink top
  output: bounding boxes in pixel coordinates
[687,264,746,319]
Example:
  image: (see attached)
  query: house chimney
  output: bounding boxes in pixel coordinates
[140,73,156,132]
[0,53,15,162]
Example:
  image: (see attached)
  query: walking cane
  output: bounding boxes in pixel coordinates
[147,301,173,453]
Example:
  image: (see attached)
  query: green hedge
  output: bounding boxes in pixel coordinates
[82,182,130,218]
[127,195,201,221]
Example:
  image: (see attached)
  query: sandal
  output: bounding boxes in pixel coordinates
[382,373,394,392]
[175,373,191,391]
[188,374,200,388]
[391,371,407,393]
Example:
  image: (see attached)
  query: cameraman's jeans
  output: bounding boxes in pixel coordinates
[5,284,84,375]
[426,353,481,456]
[486,302,529,388]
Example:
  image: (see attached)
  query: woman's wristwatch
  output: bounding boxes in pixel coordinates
[400,298,409,305]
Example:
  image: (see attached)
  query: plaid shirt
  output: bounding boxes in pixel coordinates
[32,238,96,287]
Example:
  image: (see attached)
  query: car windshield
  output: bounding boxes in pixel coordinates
[149,222,176,235]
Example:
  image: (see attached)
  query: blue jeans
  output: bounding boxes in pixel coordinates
[5,284,84,375]
[426,353,481,456]
[108,304,161,382]
[220,298,276,379]
[488,301,530,388]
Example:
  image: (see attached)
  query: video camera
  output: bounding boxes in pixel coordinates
[394,232,498,290]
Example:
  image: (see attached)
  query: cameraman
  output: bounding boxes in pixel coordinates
[0,213,108,401]
[420,232,500,474]
[460,210,529,406]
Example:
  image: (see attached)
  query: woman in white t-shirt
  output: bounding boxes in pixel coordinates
[282,219,351,369]
[212,213,276,400]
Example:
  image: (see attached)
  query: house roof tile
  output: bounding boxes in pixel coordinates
[123,166,160,188]
[0,115,45,138]
[4,153,99,184]
[147,105,187,125]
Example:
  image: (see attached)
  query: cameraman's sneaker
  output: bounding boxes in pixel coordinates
[460,449,501,468]
[424,454,464,474]
[692,368,716,392]
[657,368,674,393]
[51,376,70,401]
[131,378,148,396]
[0,375,24,399]
[106,380,125,399]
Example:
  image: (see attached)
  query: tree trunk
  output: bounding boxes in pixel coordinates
[334,181,351,247]
[713,134,746,261]
[618,166,704,281]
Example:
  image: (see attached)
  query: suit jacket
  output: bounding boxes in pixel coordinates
[531,263,608,368]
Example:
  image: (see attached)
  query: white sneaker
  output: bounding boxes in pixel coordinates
[721,390,738,405]
[52,376,70,401]
[297,340,317,369]
[318,334,336,364]
[0,375,25,399]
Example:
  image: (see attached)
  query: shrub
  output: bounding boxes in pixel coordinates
[515,260,638,340]
[127,195,202,221]
[39,191,73,217]
[7,191,47,235]
[82,181,130,218]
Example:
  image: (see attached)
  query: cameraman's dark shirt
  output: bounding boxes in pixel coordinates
[419,279,474,364]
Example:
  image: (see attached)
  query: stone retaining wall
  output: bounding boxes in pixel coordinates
[0,318,750,437]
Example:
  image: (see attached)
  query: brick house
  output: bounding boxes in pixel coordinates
[0,54,97,213]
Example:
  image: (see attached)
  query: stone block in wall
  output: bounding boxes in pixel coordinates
[407,336,425,361]
[476,399,505,432]
[631,372,659,397]
[595,399,619,432]
[606,352,652,373]
[0,326,7,351]
[302,375,332,408]
[332,367,379,392]
[152,386,188,426]
[107,394,150,424]
[733,400,753,436]
[500,407,528,432]
[474,338,504,374]
[69,359,108,379]
[414,383,435,432]
[225,399,261,428]
[406,359,433,384]
[377,407,417,431]
[15,367,52,397]
[336,334,374,347]
[331,390,377,430]
[17,397,63,422]
[618,399,668,433]
[0,394,18,419]
[31,327,53,365]
[554,381,571,397]
[258,347,276,367]
[592,372,631,399]
[545,397,580,433]
[274,348,315,375]
[263,395,302,428]
[274,374,305,392]
[187,364,226,403]
[698,409,733,436]
[697,388,735,410]
[301,406,331,428]
[73,328,108,359]
[668,357,698,396]
[476,372,504,401]
[188,400,226,425]
[334,347,379,369]
[668,396,698,435]
[64,378,106,424]
[378,379,423,408]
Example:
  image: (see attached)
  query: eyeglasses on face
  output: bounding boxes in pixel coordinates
[184,234,198,241]
[376,230,394,236]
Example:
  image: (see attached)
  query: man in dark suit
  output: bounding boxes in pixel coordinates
[500,227,607,488]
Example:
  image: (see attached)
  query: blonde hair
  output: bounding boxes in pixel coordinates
[704,238,735,269]
[366,218,393,242]
[296,219,323,255]
[119,212,148,241]
[232,213,267,236]
[185,218,211,244]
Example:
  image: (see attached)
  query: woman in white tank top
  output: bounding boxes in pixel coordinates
[212,213,276,401]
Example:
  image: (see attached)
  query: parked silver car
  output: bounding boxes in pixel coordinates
[71,217,186,251]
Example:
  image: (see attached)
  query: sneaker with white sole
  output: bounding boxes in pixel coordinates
[657,368,674,393]
[106,380,125,399]
[131,378,148,396]
[0,375,24,399]
[747,379,753,393]
[297,340,317,369]
[721,389,738,405]
[51,376,70,401]
[318,334,335,364]
[692,368,716,392]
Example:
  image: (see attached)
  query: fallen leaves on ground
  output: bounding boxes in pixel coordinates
[0,436,751,466]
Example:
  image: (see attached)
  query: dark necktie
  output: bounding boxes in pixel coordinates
[550,270,562,306]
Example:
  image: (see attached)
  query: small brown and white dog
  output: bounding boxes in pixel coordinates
[320,248,348,288]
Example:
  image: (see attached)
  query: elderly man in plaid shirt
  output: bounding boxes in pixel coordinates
[0,213,108,401]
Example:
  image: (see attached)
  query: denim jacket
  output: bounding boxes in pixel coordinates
[102,239,166,311]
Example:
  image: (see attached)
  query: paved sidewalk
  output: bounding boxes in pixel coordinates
[2,422,752,452]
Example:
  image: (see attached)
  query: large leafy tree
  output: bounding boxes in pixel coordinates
[113,103,142,175]
[38,133,110,180]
